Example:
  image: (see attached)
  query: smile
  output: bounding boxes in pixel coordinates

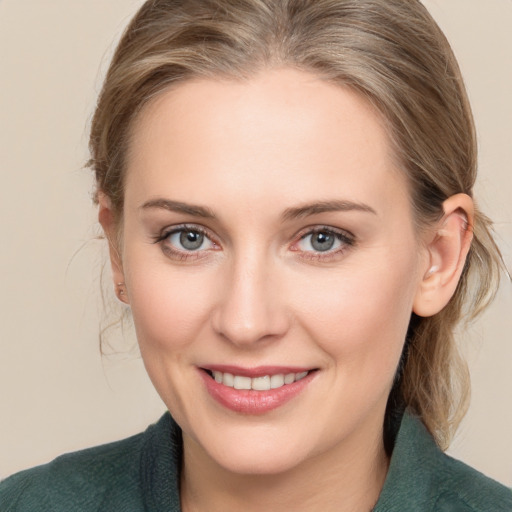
[207,370,310,391]
[200,366,317,414]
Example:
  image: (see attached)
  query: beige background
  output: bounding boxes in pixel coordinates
[0,0,511,486]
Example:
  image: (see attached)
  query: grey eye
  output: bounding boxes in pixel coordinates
[309,232,336,252]
[179,230,204,251]
[297,230,347,253]
[166,229,213,252]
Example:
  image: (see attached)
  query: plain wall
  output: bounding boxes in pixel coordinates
[0,0,511,485]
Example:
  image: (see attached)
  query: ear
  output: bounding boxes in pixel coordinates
[413,193,474,317]
[98,192,129,305]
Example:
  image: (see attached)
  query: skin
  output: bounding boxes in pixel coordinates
[99,68,473,511]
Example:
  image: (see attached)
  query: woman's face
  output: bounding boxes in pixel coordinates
[117,68,428,474]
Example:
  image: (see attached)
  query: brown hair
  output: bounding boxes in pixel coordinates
[89,0,503,449]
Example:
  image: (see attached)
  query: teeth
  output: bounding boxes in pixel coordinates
[209,370,310,391]
[252,375,271,391]
[284,373,295,385]
[233,376,252,390]
[270,374,284,389]
[223,373,234,387]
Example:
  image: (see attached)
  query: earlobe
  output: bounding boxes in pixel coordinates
[413,194,474,317]
[98,192,129,305]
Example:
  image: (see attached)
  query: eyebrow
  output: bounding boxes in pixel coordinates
[282,200,377,221]
[140,198,216,218]
[140,198,377,221]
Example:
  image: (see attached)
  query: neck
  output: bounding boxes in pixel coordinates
[180,421,389,512]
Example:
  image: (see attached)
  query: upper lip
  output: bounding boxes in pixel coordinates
[200,364,316,378]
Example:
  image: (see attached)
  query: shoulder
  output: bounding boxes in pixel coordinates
[431,450,512,511]
[375,411,512,511]
[0,418,164,512]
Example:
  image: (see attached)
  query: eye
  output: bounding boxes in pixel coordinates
[168,229,213,251]
[299,231,340,252]
[293,227,355,258]
[154,224,218,261]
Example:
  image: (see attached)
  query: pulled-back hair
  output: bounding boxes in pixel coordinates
[89,0,503,449]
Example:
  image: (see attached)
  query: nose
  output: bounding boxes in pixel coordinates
[211,254,290,348]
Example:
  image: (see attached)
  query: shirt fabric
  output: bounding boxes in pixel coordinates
[1,411,511,511]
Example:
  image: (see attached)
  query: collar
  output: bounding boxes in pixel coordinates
[374,411,442,510]
[139,410,484,512]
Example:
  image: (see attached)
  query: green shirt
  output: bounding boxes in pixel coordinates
[1,411,511,511]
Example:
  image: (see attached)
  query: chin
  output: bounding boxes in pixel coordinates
[213,445,307,476]
[192,424,311,476]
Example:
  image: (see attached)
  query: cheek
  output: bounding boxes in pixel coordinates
[124,254,214,354]
[123,256,218,419]
[290,252,418,370]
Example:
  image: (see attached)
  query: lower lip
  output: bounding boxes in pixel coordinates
[199,370,316,414]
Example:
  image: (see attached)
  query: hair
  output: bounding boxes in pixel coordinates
[89,0,504,449]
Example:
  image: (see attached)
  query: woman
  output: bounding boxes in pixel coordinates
[1,0,511,510]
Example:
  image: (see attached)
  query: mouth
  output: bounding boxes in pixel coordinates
[202,368,312,391]
[199,366,318,414]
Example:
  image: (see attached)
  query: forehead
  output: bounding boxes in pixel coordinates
[125,68,410,219]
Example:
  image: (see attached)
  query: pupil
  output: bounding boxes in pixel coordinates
[312,232,334,251]
[180,230,203,250]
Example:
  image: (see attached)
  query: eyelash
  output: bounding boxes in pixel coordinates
[153,224,218,262]
[291,226,356,262]
[153,224,356,262]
